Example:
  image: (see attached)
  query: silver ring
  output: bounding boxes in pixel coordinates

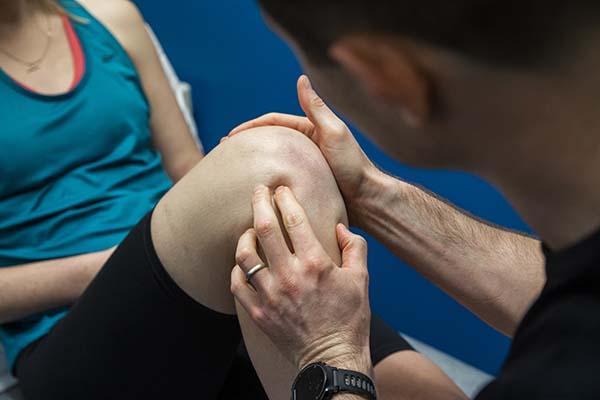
[245,263,268,283]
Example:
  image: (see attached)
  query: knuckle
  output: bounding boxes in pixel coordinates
[323,120,347,137]
[284,212,304,230]
[264,293,280,309]
[252,193,264,206]
[235,247,254,266]
[230,276,242,294]
[278,275,299,296]
[250,307,266,324]
[333,123,347,137]
[303,254,326,272]
[354,235,368,250]
[255,219,275,237]
[309,94,327,109]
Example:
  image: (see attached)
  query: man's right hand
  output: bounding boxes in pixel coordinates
[228,75,379,223]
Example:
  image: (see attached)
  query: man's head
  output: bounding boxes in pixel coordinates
[258,0,600,172]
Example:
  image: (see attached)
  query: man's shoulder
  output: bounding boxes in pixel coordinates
[476,278,600,399]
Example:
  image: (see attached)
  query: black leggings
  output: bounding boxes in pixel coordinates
[15,212,413,399]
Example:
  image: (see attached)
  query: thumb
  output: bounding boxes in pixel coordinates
[297,75,345,133]
[336,224,368,271]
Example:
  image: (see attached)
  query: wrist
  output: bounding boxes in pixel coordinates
[297,355,375,400]
[348,165,383,227]
[299,347,373,379]
[351,167,411,231]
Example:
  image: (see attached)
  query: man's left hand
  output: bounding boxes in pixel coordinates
[231,185,372,373]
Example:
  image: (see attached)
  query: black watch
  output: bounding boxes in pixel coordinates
[291,362,377,400]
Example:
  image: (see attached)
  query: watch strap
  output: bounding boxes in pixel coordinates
[332,368,377,399]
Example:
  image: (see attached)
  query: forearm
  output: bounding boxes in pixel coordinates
[0,253,102,324]
[354,169,545,336]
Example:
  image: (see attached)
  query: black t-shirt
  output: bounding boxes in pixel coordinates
[476,229,600,399]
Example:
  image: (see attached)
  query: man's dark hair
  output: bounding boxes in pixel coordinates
[258,1,598,66]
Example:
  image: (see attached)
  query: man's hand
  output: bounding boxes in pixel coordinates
[227,76,379,224]
[231,185,372,374]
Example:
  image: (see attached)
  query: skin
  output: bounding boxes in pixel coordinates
[0,0,202,325]
[152,126,464,400]
[228,9,600,400]
[0,248,114,324]
[0,2,461,399]
[229,79,545,338]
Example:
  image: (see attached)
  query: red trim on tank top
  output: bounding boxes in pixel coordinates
[62,15,85,90]
[12,15,85,92]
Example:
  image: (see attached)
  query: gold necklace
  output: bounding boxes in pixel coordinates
[0,14,54,73]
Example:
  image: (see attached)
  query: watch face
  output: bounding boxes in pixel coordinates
[294,364,327,399]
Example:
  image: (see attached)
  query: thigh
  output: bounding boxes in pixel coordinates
[16,212,242,400]
[218,343,269,400]
[149,127,348,399]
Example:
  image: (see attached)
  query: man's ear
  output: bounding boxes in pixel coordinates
[329,33,431,127]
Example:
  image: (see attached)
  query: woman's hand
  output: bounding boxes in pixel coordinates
[230,185,372,374]
[227,76,380,224]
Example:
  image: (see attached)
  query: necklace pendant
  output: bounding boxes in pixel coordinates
[27,63,40,73]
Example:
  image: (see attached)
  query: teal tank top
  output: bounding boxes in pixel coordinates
[0,1,172,370]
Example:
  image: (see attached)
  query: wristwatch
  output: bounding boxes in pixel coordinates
[291,362,377,400]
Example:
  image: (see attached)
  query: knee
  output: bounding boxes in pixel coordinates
[218,126,348,224]
[218,126,349,260]
[155,125,348,266]
[221,126,331,185]
[151,126,348,313]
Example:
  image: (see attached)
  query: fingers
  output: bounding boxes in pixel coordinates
[274,186,326,258]
[228,113,315,139]
[253,185,293,269]
[297,75,347,135]
[227,75,348,145]
[336,224,368,271]
[230,265,262,317]
[235,228,270,291]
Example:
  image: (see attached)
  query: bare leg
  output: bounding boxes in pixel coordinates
[374,351,467,400]
[151,126,466,399]
[151,126,347,399]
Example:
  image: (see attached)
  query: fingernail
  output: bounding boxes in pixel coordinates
[275,186,287,195]
[301,75,312,90]
[220,137,229,143]
[254,185,266,195]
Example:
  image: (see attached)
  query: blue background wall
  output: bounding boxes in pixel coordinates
[134,0,531,375]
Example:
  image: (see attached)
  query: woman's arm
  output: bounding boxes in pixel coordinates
[0,248,113,324]
[79,0,204,182]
